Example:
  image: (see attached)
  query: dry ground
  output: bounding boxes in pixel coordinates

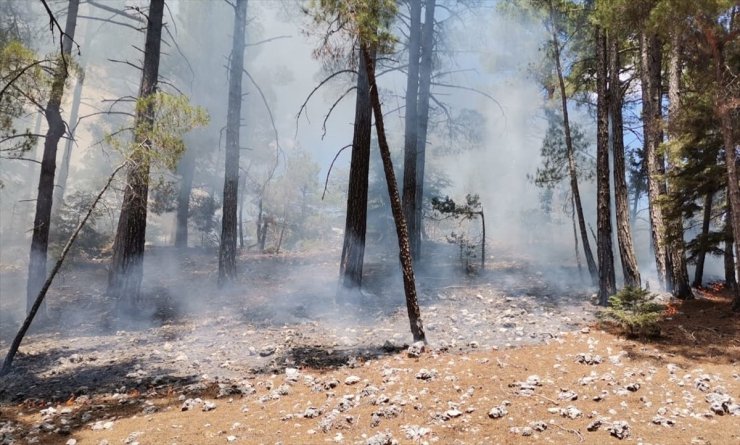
[2,289,739,444]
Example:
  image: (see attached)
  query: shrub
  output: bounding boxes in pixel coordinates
[597,287,665,337]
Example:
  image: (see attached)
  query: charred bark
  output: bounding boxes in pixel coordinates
[362,44,426,343]
[107,0,164,308]
[666,36,693,299]
[401,0,421,260]
[596,29,616,305]
[26,0,79,315]
[548,2,598,285]
[53,68,83,216]
[218,0,247,286]
[609,37,641,289]
[174,149,195,248]
[693,192,713,287]
[339,49,372,289]
[640,32,668,289]
[724,209,737,291]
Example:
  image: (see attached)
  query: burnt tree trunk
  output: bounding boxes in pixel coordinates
[640,32,668,290]
[238,172,247,249]
[401,0,421,260]
[413,0,436,258]
[362,44,426,343]
[609,37,641,289]
[53,67,84,216]
[26,0,79,315]
[666,35,693,299]
[693,192,713,287]
[174,149,195,248]
[339,49,372,289]
[596,29,616,305]
[218,0,247,286]
[107,0,164,308]
[548,2,598,285]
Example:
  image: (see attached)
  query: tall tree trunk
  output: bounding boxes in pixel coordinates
[548,1,598,285]
[107,0,164,308]
[339,49,372,289]
[53,67,84,216]
[362,44,426,343]
[693,192,713,287]
[640,32,668,290]
[724,208,737,291]
[666,34,693,299]
[218,0,247,286]
[26,0,79,315]
[571,192,584,281]
[401,0,421,260]
[609,37,641,289]
[238,172,246,249]
[596,29,616,305]
[174,149,195,248]
[413,0,436,259]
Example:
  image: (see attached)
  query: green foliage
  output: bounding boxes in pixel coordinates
[308,0,398,53]
[106,92,209,170]
[149,177,178,215]
[431,193,482,219]
[432,194,484,273]
[597,287,666,337]
[189,189,219,247]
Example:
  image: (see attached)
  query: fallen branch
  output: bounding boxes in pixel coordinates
[552,423,584,442]
[0,163,126,376]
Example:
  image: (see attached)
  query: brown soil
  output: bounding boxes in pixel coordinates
[2,286,738,445]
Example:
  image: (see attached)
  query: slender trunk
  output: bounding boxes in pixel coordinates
[724,208,737,291]
[218,0,247,286]
[414,0,436,258]
[666,34,693,299]
[402,0,421,260]
[2,163,124,377]
[479,210,485,270]
[26,0,79,315]
[609,37,641,288]
[238,173,246,249]
[362,44,426,343]
[174,150,195,248]
[693,192,713,287]
[596,29,616,305]
[548,2,598,285]
[339,49,372,289]
[53,68,84,216]
[256,197,263,247]
[107,0,164,308]
[640,32,668,290]
[571,192,584,280]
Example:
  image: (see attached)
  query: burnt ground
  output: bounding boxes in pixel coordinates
[1,243,737,444]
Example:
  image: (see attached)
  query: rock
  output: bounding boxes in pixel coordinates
[586,420,602,432]
[401,425,430,441]
[285,368,300,382]
[365,432,396,445]
[690,437,711,445]
[520,426,533,436]
[345,376,361,385]
[558,389,578,401]
[626,383,641,392]
[181,398,202,411]
[259,346,276,357]
[575,353,602,365]
[445,408,462,419]
[226,436,237,443]
[488,405,508,419]
[525,375,541,386]
[608,421,630,440]
[66,440,77,445]
[407,342,425,358]
[529,421,547,432]
[559,406,582,419]
[415,369,436,380]
[303,407,321,419]
[202,401,217,412]
[652,415,675,427]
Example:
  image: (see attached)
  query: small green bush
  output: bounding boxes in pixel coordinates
[597,287,665,337]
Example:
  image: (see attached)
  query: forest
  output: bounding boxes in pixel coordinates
[0,0,738,444]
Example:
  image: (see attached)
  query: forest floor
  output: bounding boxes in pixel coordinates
[0,244,738,444]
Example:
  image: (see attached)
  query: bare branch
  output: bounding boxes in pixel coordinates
[322,144,352,200]
[322,86,356,139]
[295,69,357,137]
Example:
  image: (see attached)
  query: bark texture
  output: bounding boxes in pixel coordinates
[401,0,421,260]
[107,0,164,307]
[693,192,713,287]
[724,209,737,291]
[640,32,668,290]
[26,0,79,314]
[548,2,598,284]
[609,37,641,289]
[218,0,248,286]
[666,36,693,299]
[596,29,616,305]
[362,44,426,343]
[339,49,372,289]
